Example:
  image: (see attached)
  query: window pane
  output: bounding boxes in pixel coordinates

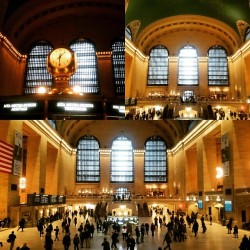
[144,136,167,183]
[245,28,250,42]
[76,135,100,182]
[208,46,229,86]
[178,45,198,85]
[125,27,132,40]
[24,41,53,94]
[111,136,133,182]
[112,39,125,94]
[70,39,99,94]
[148,45,168,85]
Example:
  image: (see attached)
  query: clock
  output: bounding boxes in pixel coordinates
[49,48,72,69]
[47,47,78,94]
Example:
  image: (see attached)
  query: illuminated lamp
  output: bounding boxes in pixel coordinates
[216,167,223,179]
[73,85,81,93]
[37,86,47,94]
[19,177,26,189]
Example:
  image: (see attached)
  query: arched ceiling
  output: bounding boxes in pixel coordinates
[126,0,250,34]
[54,120,198,149]
[0,0,124,53]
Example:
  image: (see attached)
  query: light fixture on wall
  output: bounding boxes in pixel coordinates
[19,177,26,189]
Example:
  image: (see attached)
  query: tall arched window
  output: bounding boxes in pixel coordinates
[111,39,125,94]
[111,136,133,182]
[148,45,169,85]
[144,136,167,183]
[245,27,250,42]
[76,135,100,182]
[125,27,132,40]
[69,39,99,93]
[208,45,229,86]
[178,45,198,85]
[24,41,53,94]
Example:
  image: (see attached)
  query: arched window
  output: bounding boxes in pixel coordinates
[148,45,169,85]
[178,45,198,85]
[111,136,133,182]
[69,39,99,93]
[125,27,132,40]
[144,136,167,183]
[208,45,229,86]
[111,39,125,94]
[76,135,100,182]
[245,27,250,42]
[24,41,53,94]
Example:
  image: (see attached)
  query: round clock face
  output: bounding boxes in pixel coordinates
[49,48,72,69]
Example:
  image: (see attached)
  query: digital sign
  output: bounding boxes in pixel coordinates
[106,102,125,118]
[198,200,203,209]
[0,101,44,118]
[27,194,66,206]
[225,200,232,212]
[48,100,103,117]
[3,102,37,111]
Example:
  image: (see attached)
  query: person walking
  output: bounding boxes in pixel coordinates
[101,237,110,250]
[7,231,16,250]
[44,232,53,250]
[127,235,136,250]
[151,222,155,237]
[111,230,118,249]
[63,233,71,250]
[192,220,199,237]
[17,218,25,232]
[162,231,172,250]
[73,233,80,250]
[233,225,239,238]
[54,226,59,241]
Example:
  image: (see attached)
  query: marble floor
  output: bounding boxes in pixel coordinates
[0,216,249,250]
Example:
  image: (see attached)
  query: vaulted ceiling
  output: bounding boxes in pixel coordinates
[126,0,250,33]
[0,0,124,53]
[126,0,250,55]
[54,120,197,148]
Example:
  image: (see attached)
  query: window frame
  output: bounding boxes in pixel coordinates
[111,38,125,95]
[24,41,53,94]
[147,45,169,86]
[144,136,167,183]
[76,135,100,183]
[207,45,229,86]
[110,136,134,183]
[178,45,199,86]
[69,38,99,94]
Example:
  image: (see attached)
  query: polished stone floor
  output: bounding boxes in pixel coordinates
[0,215,249,250]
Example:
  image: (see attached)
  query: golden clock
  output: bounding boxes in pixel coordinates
[48,48,72,69]
[47,47,78,94]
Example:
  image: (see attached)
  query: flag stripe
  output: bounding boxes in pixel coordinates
[0,140,13,174]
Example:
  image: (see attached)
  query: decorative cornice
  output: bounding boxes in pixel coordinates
[0,32,26,62]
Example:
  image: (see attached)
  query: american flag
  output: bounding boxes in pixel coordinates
[0,140,13,174]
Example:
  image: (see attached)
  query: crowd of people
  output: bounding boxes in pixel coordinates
[2,207,250,249]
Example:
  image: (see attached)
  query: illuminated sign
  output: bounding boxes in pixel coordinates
[56,102,94,112]
[27,194,66,206]
[225,200,232,212]
[3,103,37,112]
[112,105,125,113]
[198,200,203,209]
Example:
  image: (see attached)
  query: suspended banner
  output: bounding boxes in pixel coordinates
[13,130,23,176]
[221,133,230,177]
